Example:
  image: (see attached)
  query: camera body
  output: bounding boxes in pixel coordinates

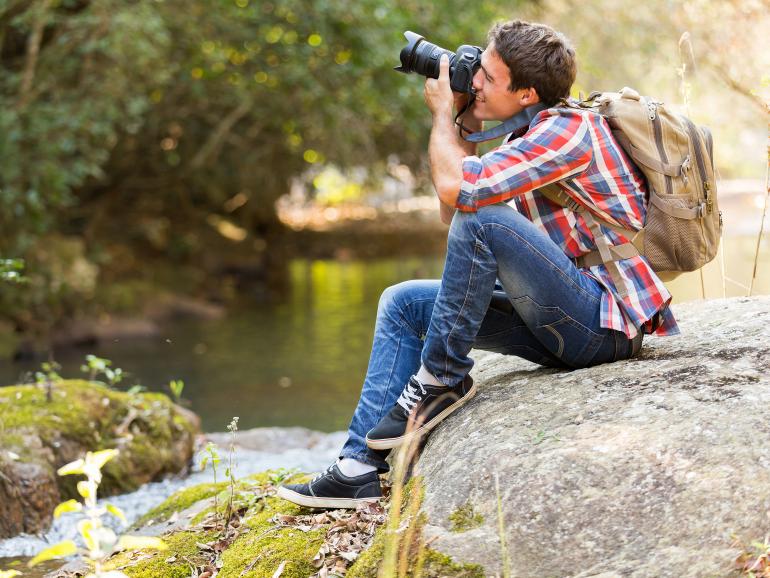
[395,31,482,95]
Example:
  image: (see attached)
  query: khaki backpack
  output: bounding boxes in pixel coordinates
[541,87,722,297]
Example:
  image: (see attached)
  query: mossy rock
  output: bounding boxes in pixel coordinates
[103,471,484,578]
[0,380,200,538]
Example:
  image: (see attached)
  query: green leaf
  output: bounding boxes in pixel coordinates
[77,481,94,499]
[88,449,120,470]
[116,536,168,551]
[106,503,127,523]
[53,499,83,518]
[27,540,78,566]
[57,458,85,476]
[78,520,97,552]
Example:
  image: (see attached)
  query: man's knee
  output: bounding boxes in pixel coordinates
[377,280,421,317]
[450,204,523,231]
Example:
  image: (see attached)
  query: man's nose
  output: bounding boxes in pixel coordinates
[471,70,483,92]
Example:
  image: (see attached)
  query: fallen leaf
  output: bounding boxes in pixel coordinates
[272,560,287,578]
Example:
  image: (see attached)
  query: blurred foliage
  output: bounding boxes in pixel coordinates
[0,0,517,339]
[524,0,769,176]
[0,0,518,254]
[0,0,766,345]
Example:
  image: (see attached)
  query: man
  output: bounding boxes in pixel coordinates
[277,20,677,509]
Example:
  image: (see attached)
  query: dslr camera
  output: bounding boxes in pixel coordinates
[395,31,482,95]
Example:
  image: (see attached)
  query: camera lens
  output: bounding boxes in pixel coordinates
[395,31,455,79]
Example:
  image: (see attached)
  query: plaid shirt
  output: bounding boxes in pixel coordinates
[456,107,679,338]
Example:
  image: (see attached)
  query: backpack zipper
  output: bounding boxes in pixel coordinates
[647,99,673,196]
[683,117,712,213]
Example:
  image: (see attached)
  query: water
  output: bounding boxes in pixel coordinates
[0,257,445,433]
[0,239,768,433]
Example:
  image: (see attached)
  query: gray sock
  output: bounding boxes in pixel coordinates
[416,364,445,387]
[337,458,376,477]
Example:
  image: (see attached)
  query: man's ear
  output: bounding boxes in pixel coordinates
[519,87,540,106]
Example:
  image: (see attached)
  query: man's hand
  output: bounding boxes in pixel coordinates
[423,54,454,117]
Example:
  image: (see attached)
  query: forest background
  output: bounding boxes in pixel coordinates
[0,0,768,358]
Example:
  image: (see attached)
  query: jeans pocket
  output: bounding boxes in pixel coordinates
[510,295,604,367]
[541,316,604,367]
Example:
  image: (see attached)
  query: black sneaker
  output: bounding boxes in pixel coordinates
[276,463,382,509]
[365,374,476,450]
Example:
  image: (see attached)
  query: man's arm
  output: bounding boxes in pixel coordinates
[425,55,480,223]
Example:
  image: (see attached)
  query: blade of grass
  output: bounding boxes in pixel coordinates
[749,104,770,296]
[495,471,511,578]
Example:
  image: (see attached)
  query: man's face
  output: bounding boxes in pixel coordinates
[469,43,537,121]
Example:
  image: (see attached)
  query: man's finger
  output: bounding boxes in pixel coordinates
[438,53,449,81]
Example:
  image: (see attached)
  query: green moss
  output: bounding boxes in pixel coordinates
[448,502,484,532]
[420,549,485,578]
[111,472,325,578]
[106,529,219,578]
[106,469,483,578]
[218,496,325,578]
[137,481,229,527]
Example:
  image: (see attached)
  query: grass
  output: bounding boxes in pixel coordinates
[749,103,770,296]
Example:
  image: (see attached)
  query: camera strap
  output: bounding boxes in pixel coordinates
[462,102,548,143]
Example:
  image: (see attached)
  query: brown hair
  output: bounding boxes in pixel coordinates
[488,20,576,107]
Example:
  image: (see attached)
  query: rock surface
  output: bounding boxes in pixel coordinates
[417,296,770,578]
[0,380,200,539]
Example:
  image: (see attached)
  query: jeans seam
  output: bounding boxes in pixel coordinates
[398,297,438,337]
[483,222,600,304]
[375,324,402,417]
[443,238,482,381]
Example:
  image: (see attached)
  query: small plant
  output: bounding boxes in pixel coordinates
[28,449,167,577]
[168,379,184,402]
[0,258,26,283]
[734,535,770,576]
[81,355,124,387]
[199,441,222,520]
[448,501,484,532]
[225,416,239,523]
[267,468,297,486]
[126,384,147,396]
[35,359,62,402]
[0,570,22,578]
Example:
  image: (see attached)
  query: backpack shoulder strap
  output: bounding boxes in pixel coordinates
[539,183,639,299]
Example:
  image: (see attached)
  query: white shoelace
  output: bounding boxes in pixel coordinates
[396,379,427,413]
[312,463,336,482]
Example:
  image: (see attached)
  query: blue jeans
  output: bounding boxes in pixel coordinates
[340,204,642,470]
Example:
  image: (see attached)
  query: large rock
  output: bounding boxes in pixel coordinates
[417,296,770,578]
[0,380,200,538]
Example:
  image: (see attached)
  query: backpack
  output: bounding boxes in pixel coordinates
[541,86,722,296]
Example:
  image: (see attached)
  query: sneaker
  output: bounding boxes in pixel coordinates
[365,374,476,450]
[276,463,382,509]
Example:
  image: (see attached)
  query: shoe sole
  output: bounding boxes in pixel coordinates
[276,486,381,509]
[365,380,478,450]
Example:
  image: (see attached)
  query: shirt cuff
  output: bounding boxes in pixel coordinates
[455,155,483,212]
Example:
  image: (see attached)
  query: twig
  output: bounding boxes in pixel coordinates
[191,100,253,169]
[749,103,770,296]
[17,0,54,111]
[114,408,140,436]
